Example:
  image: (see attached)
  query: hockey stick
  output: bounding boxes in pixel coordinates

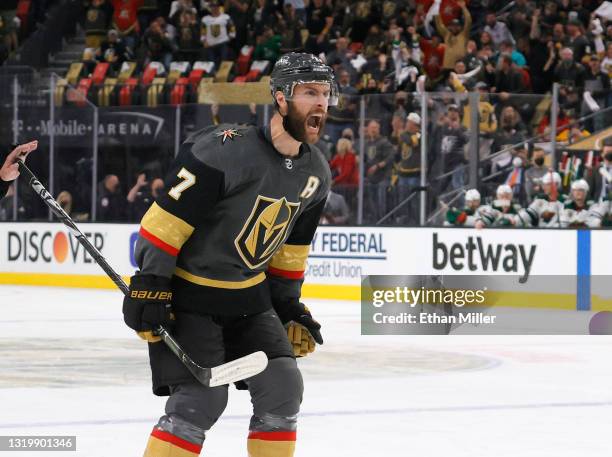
[17,159,268,387]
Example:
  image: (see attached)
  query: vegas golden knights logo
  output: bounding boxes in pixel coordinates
[235,196,301,269]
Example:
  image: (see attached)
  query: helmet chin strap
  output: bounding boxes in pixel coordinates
[270,112,301,157]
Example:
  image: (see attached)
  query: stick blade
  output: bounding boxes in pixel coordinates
[208,351,269,387]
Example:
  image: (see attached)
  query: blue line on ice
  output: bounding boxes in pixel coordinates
[2,400,612,429]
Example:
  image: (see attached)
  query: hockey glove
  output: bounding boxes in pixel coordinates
[287,322,317,357]
[123,274,175,343]
[274,299,323,357]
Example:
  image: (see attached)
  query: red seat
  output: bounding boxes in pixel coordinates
[520,68,532,91]
[237,46,254,76]
[119,78,138,106]
[349,42,363,54]
[16,0,31,30]
[245,69,261,82]
[188,69,205,90]
[75,78,93,106]
[170,77,189,105]
[141,66,158,85]
[91,62,110,85]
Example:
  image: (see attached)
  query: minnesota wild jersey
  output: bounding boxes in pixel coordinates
[587,198,612,228]
[519,193,567,227]
[559,199,594,228]
[445,206,481,227]
[478,200,525,227]
[134,123,331,316]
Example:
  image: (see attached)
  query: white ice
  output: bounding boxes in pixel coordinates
[1,285,611,457]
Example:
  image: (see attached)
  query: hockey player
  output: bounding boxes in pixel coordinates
[476,184,526,228]
[559,179,593,228]
[518,172,566,227]
[122,53,335,457]
[587,194,612,227]
[0,141,38,198]
[445,188,482,226]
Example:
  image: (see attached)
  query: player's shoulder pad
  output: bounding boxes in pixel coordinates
[187,123,258,170]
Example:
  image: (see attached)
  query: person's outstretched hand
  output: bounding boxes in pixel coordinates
[0,141,38,182]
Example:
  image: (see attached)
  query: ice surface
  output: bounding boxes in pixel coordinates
[1,285,611,456]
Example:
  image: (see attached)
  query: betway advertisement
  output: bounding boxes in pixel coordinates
[0,223,589,300]
[305,227,577,284]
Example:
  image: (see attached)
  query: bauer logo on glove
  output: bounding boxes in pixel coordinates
[123,274,176,343]
[130,290,173,301]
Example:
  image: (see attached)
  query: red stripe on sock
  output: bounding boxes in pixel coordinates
[151,428,202,454]
[267,266,304,280]
[139,227,179,257]
[248,431,297,441]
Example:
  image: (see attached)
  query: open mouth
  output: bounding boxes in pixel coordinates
[306,114,323,133]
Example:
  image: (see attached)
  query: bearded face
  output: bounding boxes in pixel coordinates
[279,83,330,144]
[283,101,327,144]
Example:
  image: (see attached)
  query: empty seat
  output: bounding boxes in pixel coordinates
[75,78,93,107]
[168,61,190,84]
[91,62,110,85]
[98,78,117,106]
[147,77,166,106]
[236,46,254,76]
[119,78,138,106]
[65,62,84,86]
[54,78,68,107]
[214,61,233,82]
[170,77,189,105]
[142,63,161,86]
[246,60,270,81]
[117,62,136,83]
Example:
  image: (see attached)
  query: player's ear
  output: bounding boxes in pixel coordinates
[275,91,288,116]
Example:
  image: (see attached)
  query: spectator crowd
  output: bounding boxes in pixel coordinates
[2,0,612,226]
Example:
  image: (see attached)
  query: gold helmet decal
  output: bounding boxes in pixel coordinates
[235,196,301,269]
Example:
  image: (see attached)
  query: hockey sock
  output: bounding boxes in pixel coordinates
[143,428,203,457]
[247,430,296,457]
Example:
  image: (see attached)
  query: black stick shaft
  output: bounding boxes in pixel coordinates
[17,160,209,383]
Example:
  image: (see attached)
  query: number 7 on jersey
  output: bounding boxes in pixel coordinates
[169,167,196,200]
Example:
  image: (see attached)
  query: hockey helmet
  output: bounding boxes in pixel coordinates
[571,179,589,192]
[465,189,481,202]
[270,53,339,106]
[496,184,512,198]
[542,172,561,185]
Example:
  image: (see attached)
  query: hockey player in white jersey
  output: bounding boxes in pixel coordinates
[559,179,593,228]
[587,190,612,227]
[519,172,566,227]
[476,184,526,228]
[444,189,483,227]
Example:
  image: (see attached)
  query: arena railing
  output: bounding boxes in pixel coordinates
[2,78,610,228]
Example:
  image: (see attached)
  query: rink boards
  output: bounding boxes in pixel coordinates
[0,223,609,311]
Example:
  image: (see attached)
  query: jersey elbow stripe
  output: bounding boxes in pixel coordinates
[139,227,180,257]
[268,244,310,272]
[140,202,194,252]
[267,266,305,279]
